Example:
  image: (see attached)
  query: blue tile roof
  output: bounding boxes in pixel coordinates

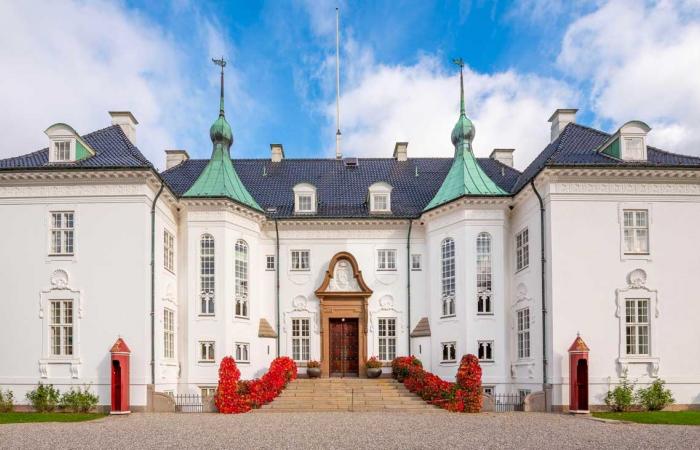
[0,125,152,169]
[511,123,700,193]
[3,121,699,218]
[162,157,521,218]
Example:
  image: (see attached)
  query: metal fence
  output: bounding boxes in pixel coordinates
[174,393,204,413]
[493,393,524,412]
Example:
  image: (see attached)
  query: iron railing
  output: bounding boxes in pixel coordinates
[493,393,524,412]
[174,393,204,413]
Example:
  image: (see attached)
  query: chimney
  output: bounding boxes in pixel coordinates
[109,111,138,143]
[393,142,408,162]
[489,148,514,168]
[165,150,189,170]
[270,144,285,163]
[548,108,578,142]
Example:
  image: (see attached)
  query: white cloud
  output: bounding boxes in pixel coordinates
[0,0,229,168]
[559,0,700,152]
[329,55,577,169]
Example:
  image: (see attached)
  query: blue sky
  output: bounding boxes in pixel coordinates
[1,1,699,169]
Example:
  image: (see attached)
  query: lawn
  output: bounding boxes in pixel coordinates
[0,412,106,424]
[592,411,700,425]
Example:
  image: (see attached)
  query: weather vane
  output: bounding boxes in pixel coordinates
[212,57,227,73]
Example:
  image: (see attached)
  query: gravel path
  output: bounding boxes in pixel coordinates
[1,412,698,449]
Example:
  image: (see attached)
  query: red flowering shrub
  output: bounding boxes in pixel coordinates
[216,356,297,414]
[391,354,482,413]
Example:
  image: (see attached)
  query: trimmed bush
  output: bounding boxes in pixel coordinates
[0,388,14,412]
[637,379,674,411]
[604,370,635,412]
[26,383,60,412]
[60,385,99,413]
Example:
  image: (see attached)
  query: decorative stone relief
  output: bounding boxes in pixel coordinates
[50,269,69,289]
[555,182,700,195]
[368,295,403,334]
[328,259,360,292]
[283,295,319,333]
[627,269,647,289]
[38,362,48,378]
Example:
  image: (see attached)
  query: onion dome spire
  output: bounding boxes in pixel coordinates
[424,58,506,211]
[184,58,261,211]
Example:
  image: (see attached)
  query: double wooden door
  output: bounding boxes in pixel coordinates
[329,318,359,377]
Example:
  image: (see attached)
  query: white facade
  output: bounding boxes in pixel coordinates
[1,122,700,411]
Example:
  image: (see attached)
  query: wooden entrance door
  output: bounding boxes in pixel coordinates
[329,318,359,377]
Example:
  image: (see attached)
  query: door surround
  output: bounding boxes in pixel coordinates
[315,252,373,378]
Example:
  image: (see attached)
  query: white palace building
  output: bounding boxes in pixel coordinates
[1,64,699,412]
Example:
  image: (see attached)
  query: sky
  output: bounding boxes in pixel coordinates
[1,0,699,170]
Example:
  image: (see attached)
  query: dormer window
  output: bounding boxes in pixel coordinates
[45,123,95,164]
[600,120,650,162]
[293,183,317,214]
[368,182,392,214]
[53,141,71,162]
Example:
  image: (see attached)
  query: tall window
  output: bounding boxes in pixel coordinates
[164,308,175,359]
[235,342,250,363]
[516,228,529,271]
[378,318,397,361]
[266,255,275,270]
[478,341,494,362]
[623,210,649,254]
[411,254,422,270]
[164,230,175,272]
[291,250,310,271]
[292,318,310,361]
[441,238,456,317]
[441,342,456,363]
[377,249,397,271]
[50,300,73,357]
[517,308,531,359]
[625,299,649,355]
[200,234,215,315]
[199,341,215,363]
[234,240,249,318]
[476,232,492,314]
[50,212,74,255]
[53,141,70,161]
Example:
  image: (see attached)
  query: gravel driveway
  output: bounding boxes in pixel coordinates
[1,412,698,449]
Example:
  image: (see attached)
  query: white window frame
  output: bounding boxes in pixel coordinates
[615,271,659,374]
[290,249,310,271]
[376,249,397,271]
[515,228,529,272]
[266,255,276,271]
[234,240,249,319]
[198,341,215,363]
[441,238,456,318]
[482,386,495,396]
[368,182,393,213]
[517,308,531,360]
[293,183,317,214]
[441,342,457,363]
[378,318,397,361]
[53,140,72,161]
[235,342,250,363]
[163,308,175,360]
[49,300,74,357]
[411,254,422,271]
[477,340,494,363]
[199,234,215,316]
[291,318,310,362]
[164,230,175,273]
[619,205,652,259]
[199,386,217,397]
[476,232,493,315]
[39,270,81,377]
[49,211,75,256]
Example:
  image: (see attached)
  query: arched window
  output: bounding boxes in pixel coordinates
[200,234,215,315]
[234,240,249,318]
[476,232,492,314]
[441,238,455,317]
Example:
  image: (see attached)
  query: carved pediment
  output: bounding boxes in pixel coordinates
[315,252,372,298]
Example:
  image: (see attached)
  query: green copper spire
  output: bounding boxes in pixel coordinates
[184,58,262,211]
[424,59,506,211]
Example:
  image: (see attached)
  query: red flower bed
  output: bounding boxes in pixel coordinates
[392,354,482,413]
[215,356,297,414]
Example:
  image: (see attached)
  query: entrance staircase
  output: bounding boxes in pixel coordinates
[256,378,439,412]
